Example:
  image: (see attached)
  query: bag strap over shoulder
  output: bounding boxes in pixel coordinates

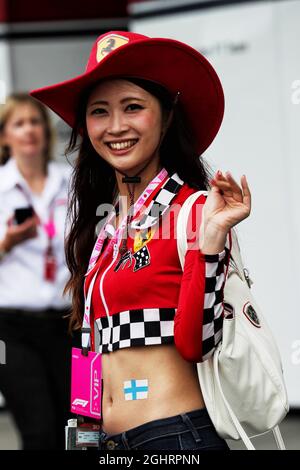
[177,189,233,265]
[176,190,207,268]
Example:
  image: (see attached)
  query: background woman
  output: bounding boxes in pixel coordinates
[0,93,74,449]
[30,31,251,451]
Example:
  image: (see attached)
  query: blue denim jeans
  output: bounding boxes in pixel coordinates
[98,407,230,451]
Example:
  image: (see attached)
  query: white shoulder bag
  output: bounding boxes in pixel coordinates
[176,190,289,450]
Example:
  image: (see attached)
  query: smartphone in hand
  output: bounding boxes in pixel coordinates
[14,206,34,225]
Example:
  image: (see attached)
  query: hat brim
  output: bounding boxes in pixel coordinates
[30,37,224,155]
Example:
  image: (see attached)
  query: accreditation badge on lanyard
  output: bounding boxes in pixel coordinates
[43,207,57,282]
[15,183,64,283]
[71,268,102,420]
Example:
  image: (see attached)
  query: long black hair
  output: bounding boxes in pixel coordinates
[64,76,214,333]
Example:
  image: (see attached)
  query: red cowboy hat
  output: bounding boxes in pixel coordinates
[30,30,224,155]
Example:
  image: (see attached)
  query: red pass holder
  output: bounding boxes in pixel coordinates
[70,347,102,420]
[44,244,57,282]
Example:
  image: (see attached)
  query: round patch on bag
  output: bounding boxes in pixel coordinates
[243,302,261,328]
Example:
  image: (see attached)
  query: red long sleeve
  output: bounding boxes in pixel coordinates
[174,194,231,363]
[174,248,229,362]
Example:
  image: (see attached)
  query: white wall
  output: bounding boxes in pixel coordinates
[131,0,300,407]
[0,25,13,103]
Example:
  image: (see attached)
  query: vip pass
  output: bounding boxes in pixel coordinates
[123,379,149,400]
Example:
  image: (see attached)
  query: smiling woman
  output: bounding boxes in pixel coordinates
[86,79,163,173]
[85,78,167,236]
[30,30,251,451]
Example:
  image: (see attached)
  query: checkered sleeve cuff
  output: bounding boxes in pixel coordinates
[201,249,226,263]
[200,244,230,362]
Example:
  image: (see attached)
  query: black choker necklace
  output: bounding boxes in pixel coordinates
[122,175,141,183]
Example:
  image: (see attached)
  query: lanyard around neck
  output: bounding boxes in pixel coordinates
[85,167,168,276]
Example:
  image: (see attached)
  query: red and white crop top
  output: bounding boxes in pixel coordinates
[84,171,231,363]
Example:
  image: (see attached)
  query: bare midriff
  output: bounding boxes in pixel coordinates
[100,343,206,435]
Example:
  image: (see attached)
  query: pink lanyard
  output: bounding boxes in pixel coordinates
[15,182,67,282]
[15,182,66,241]
[85,167,168,276]
[81,167,169,352]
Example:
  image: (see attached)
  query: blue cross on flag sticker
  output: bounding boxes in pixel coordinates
[123,379,149,400]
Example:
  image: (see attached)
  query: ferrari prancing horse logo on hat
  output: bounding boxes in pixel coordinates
[97,34,129,63]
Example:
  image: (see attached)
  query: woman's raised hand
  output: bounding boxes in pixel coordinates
[199,170,251,254]
[204,170,251,233]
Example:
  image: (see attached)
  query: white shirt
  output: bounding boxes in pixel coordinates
[0,157,72,310]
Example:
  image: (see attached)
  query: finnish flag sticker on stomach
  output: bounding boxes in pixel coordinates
[123,379,149,400]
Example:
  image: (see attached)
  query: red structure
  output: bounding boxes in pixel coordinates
[0,1,127,23]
